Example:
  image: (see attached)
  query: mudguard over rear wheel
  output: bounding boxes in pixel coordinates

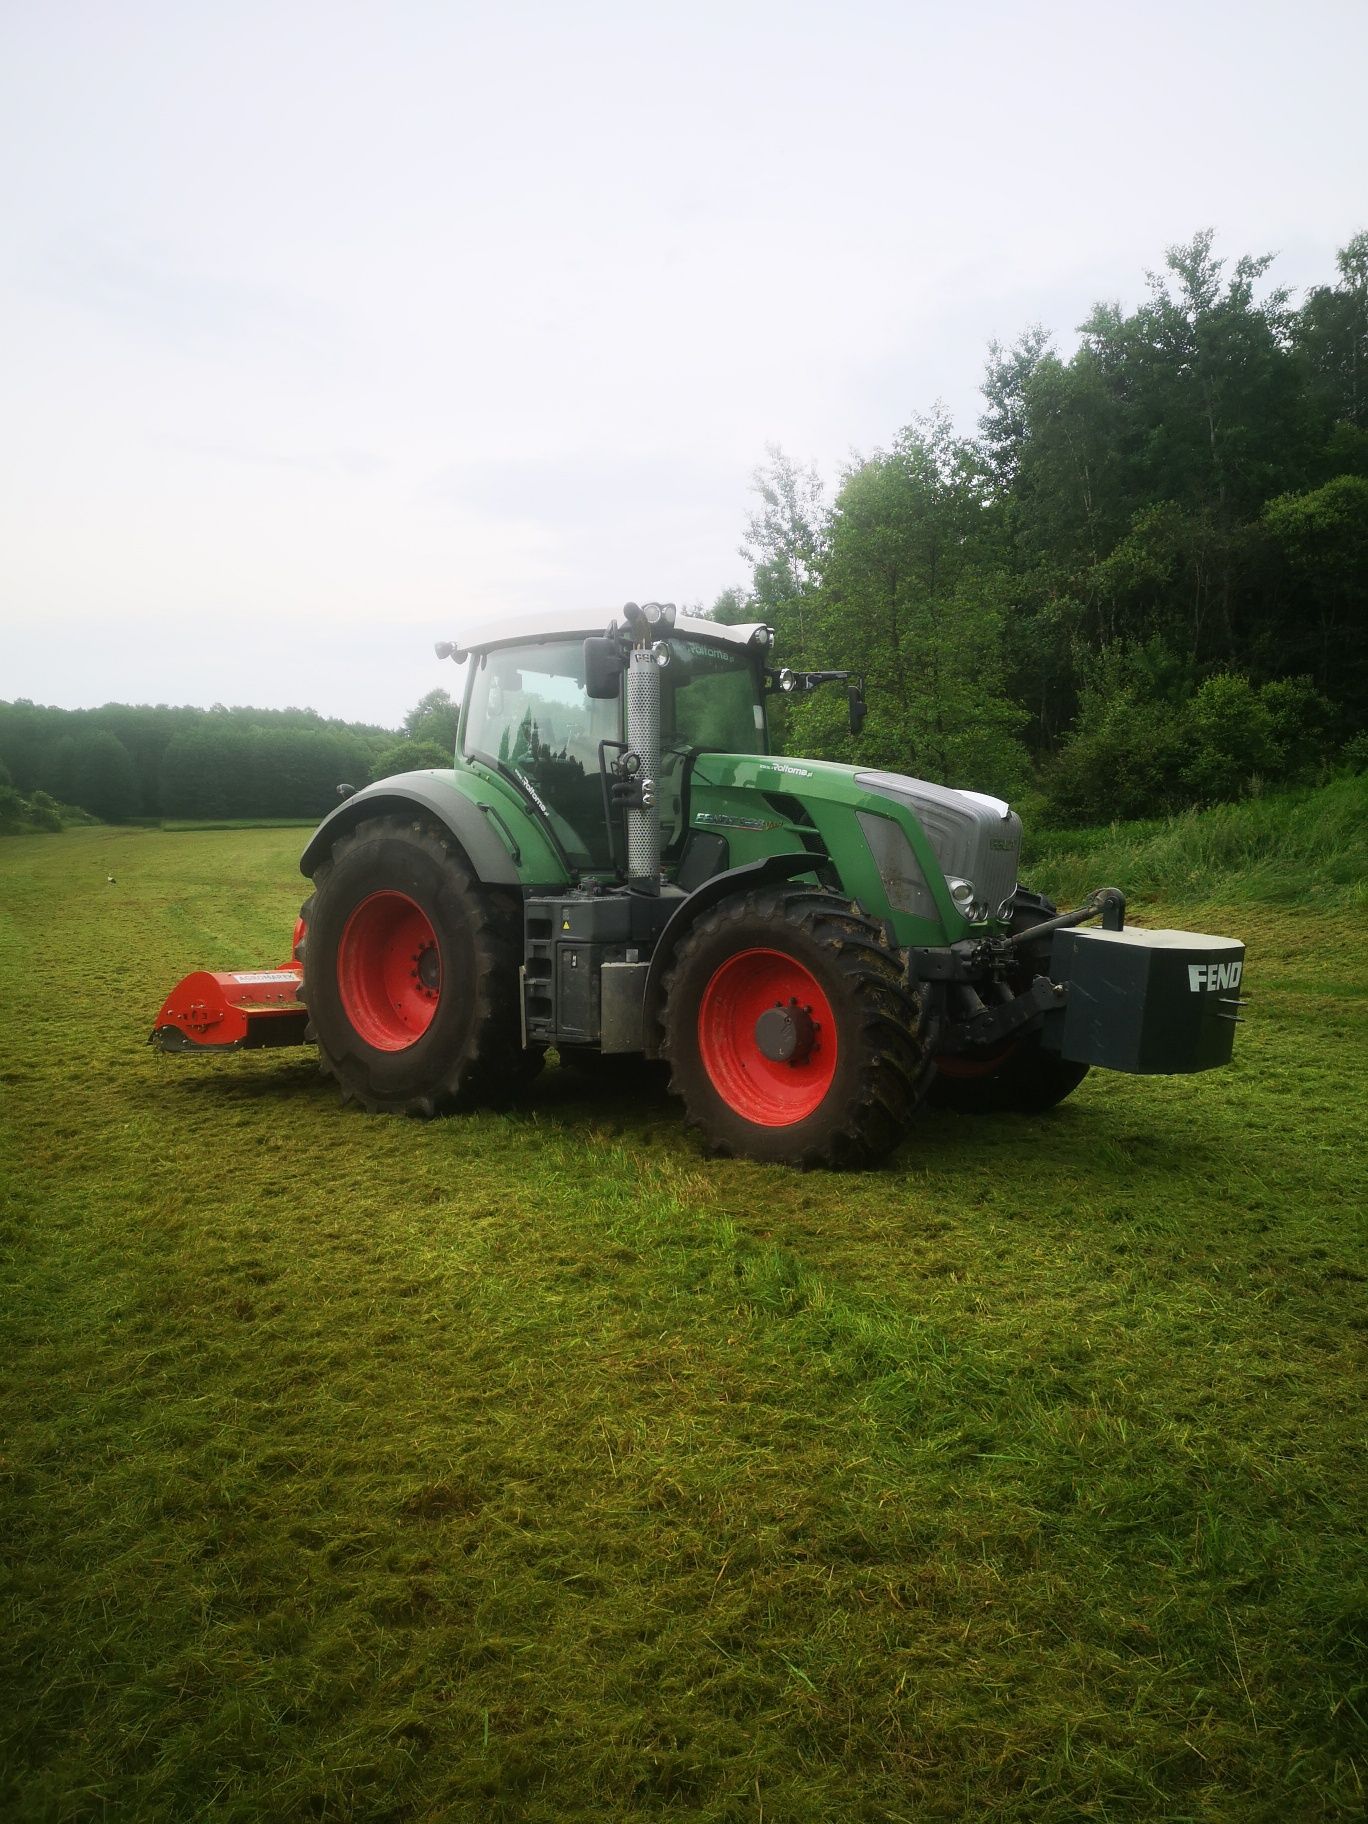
[662,887,937,1168]
[297,815,535,1115]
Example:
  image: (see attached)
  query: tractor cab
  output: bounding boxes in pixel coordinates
[455,609,773,878]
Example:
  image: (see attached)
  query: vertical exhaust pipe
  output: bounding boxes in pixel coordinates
[620,601,675,893]
[624,645,662,889]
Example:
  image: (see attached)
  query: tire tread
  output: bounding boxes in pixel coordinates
[296,815,534,1116]
[661,886,935,1168]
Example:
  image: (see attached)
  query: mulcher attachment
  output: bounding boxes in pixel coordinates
[149,965,309,1052]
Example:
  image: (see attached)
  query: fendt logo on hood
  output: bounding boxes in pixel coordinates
[1188,960,1243,993]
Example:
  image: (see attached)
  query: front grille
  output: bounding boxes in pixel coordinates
[856,771,1022,917]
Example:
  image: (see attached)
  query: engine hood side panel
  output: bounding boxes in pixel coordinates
[686,754,988,946]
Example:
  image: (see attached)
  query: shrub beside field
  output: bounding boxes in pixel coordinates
[2,785,1365,1822]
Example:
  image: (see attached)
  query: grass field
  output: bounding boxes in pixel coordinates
[2,793,1365,1822]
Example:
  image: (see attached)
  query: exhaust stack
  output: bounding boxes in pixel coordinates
[625,645,662,886]
[620,600,676,892]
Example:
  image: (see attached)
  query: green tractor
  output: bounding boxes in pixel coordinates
[151,603,1246,1167]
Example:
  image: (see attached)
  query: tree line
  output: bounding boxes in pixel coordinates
[0,695,462,831]
[715,229,1367,820]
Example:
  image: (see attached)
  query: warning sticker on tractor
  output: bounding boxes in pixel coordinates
[230,971,298,985]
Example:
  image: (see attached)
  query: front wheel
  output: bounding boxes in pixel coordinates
[661,888,936,1168]
[930,1039,1088,1115]
[298,815,536,1115]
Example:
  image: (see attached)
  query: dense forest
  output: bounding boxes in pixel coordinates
[3,230,1364,834]
[717,229,1367,820]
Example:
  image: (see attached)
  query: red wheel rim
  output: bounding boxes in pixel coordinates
[337,891,441,1051]
[697,948,837,1126]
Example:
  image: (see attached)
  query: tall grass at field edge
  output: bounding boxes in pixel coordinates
[1022,772,1367,912]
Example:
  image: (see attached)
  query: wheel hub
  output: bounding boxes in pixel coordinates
[754,999,817,1064]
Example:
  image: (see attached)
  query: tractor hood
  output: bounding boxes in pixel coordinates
[690,752,1024,928]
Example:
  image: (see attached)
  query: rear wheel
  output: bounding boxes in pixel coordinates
[298,815,536,1114]
[662,888,936,1167]
[929,890,1089,1115]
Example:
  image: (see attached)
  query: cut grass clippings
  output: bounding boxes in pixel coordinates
[2,802,1365,1822]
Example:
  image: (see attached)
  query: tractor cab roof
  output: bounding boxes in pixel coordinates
[447,606,772,660]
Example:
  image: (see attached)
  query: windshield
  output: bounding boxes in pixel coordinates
[662,639,766,757]
[463,639,620,868]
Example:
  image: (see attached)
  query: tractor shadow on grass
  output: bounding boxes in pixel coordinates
[144,1052,1226,1206]
[519,1064,1225,1198]
[145,1052,678,1137]
[905,1091,1228,1184]
[143,1051,336,1115]
[521,1057,679,1143]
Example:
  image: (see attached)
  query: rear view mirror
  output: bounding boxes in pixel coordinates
[849,686,867,737]
[584,636,625,699]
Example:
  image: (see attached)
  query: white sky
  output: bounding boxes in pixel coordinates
[2,0,1365,728]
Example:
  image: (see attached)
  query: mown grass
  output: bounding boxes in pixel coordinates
[2,800,1365,1822]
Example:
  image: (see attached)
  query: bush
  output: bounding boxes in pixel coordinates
[1181,675,1279,804]
[23,790,63,832]
[0,785,64,835]
[369,740,453,782]
[0,783,26,832]
[1044,668,1337,826]
[1042,691,1190,825]
[1260,675,1332,779]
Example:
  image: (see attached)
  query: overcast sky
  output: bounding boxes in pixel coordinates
[2,0,1364,728]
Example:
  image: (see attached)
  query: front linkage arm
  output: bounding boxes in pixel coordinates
[1006,885,1126,944]
[913,884,1128,1057]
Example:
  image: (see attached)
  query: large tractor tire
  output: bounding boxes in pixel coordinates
[297,814,536,1115]
[929,890,1089,1116]
[661,887,937,1168]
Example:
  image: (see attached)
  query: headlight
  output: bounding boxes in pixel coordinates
[946,876,986,921]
